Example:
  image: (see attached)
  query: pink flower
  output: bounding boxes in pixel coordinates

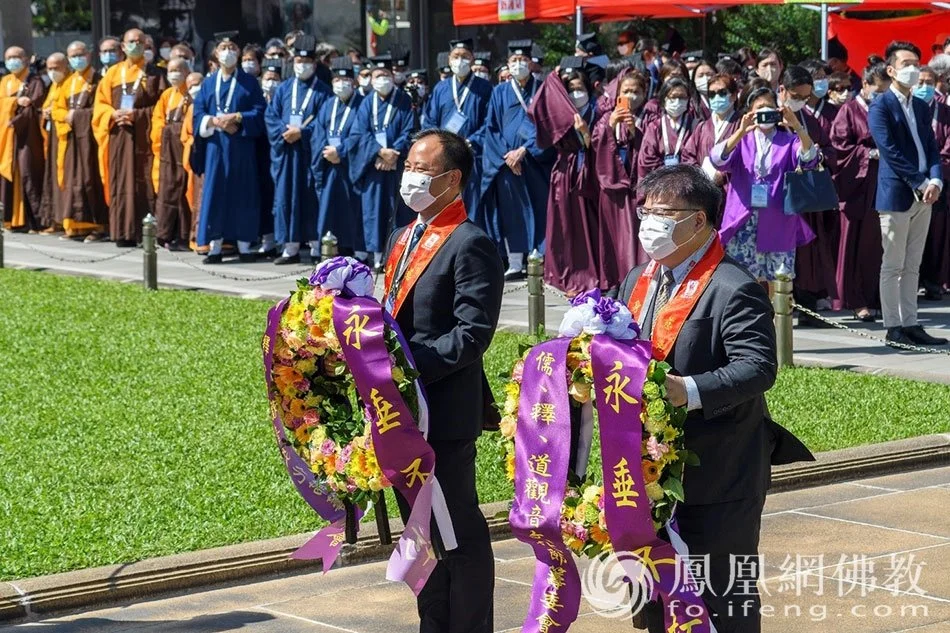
[596,494,605,510]
[646,436,670,461]
[320,440,336,456]
[297,348,314,359]
[338,444,353,468]
[294,379,311,392]
[303,409,320,427]
[574,526,589,542]
[511,359,525,383]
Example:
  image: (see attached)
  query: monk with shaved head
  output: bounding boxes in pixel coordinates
[150,57,192,249]
[38,52,70,233]
[92,28,162,246]
[0,45,48,231]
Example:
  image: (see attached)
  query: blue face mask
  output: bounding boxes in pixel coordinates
[100,51,119,66]
[68,56,88,72]
[4,58,24,73]
[709,94,732,115]
[913,84,936,104]
[813,78,829,99]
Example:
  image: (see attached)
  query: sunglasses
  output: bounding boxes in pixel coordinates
[708,88,731,98]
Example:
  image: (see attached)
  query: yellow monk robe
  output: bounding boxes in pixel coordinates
[180,101,206,253]
[38,74,69,228]
[92,58,161,242]
[150,84,190,244]
[51,66,107,235]
[0,69,47,230]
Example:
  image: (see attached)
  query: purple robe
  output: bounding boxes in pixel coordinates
[637,113,698,180]
[531,72,601,295]
[830,98,882,311]
[712,129,816,253]
[921,100,950,288]
[591,108,646,290]
[681,110,741,168]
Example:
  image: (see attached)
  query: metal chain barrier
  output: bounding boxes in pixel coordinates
[3,231,137,264]
[164,248,315,282]
[793,302,950,356]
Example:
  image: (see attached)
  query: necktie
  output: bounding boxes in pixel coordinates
[386,223,427,310]
[642,270,676,338]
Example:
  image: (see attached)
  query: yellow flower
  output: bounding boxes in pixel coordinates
[296,358,316,375]
[582,485,600,504]
[573,503,588,522]
[644,416,667,436]
[645,481,665,501]
[505,452,515,481]
[392,366,406,383]
[569,381,591,404]
[662,425,679,443]
[368,477,383,492]
[284,302,306,327]
[499,416,517,439]
[503,396,519,416]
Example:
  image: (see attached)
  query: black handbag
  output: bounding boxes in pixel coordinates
[783,159,839,215]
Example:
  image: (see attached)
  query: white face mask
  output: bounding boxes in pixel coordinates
[665,97,687,118]
[144,49,155,64]
[450,57,471,77]
[294,62,314,80]
[758,66,778,83]
[167,71,183,86]
[638,213,693,259]
[48,70,66,84]
[895,64,920,88]
[509,60,529,81]
[217,49,238,69]
[358,75,371,88]
[188,85,201,99]
[393,71,406,85]
[333,80,353,99]
[474,71,490,81]
[694,76,710,94]
[242,60,259,75]
[261,79,277,93]
[373,76,394,96]
[783,95,806,112]
[159,47,171,61]
[570,89,589,110]
[400,170,450,212]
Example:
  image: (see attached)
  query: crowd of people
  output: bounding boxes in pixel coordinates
[1,27,948,344]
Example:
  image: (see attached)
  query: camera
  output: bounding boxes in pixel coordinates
[756,110,783,125]
[404,83,423,106]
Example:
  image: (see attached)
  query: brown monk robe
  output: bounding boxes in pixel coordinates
[150,59,191,249]
[0,47,48,231]
[38,53,70,233]
[92,29,161,246]
[182,72,206,253]
[51,42,107,241]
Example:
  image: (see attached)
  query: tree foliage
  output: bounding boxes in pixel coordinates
[717,5,820,63]
[31,0,93,35]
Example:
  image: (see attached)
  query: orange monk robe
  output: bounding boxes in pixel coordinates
[150,85,187,194]
[51,66,107,235]
[0,69,47,230]
[151,84,190,244]
[38,74,69,228]
[91,58,161,242]
[180,101,206,252]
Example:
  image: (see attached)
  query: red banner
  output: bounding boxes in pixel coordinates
[829,11,950,69]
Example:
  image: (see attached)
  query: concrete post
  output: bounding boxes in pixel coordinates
[773,277,794,368]
[527,249,545,337]
[142,214,158,291]
[320,231,339,262]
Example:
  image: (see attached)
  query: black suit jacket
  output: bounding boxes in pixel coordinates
[386,219,505,442]
[619,255,813,506]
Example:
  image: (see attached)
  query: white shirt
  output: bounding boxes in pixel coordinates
[889,83,943,192]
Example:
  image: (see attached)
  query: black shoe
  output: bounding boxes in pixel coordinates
[885,327,915,347]
[256,248,278,260]
[504,269,527,282]
[902,325,948,346]
[238,253,257,264]
[796,312,827,328]
[116,239,136,248]
[852,309,877,323]
[274,254,300,265]
[202,253,223,265]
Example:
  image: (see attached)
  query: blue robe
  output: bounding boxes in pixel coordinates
[265,76,331,245]
[423,74,493,230]
[480,76,554,253]
[311,92,364,251]
[193,69,267,245]
[346,89,415,252]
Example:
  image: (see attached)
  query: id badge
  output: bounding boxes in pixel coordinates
[375,130,389,149]
[518,118,535,140]
[751,183,769,208]
[663,154,680,167]
[120,94,135,110]
[328,135,342,150]
[444,111,467,134]
[289,114,303,128]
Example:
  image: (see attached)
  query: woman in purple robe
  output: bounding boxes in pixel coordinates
[690,59,716,120]
[918,66,950,298]
[682,74,742,185]
[638,78,698,179]
[590,69,649,291]
[802,59,840,138]
[635,60,701,129]
[830,60,889,320]
[531,58,601,295]
[711,86,818,286]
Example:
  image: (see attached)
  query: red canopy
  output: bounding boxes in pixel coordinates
[452,0,728,24]
[453,0,574,24]
[829,10,950,64]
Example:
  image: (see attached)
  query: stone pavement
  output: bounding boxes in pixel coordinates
[4,231,950,383]
[3,466,949,633]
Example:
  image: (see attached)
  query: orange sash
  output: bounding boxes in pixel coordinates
[627,236,725,361]
[383,198,468,317]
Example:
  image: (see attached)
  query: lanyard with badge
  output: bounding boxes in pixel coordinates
[120,65,144,110]
[373,91,394,148]
[661,114,688,166]
[289,78,315,128]
[444,76,471,134]
[214,69,238,115]
[511,78,537,141]
[713,111,733,143]
[751,130,772,208]
[328,97,352,150]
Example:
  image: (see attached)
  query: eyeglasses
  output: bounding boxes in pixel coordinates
[708,88,731,98]
[636,206,700,219]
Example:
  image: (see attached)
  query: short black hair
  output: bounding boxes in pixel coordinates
[781,65,814,90]
[637,164,721,227]
[412,129,474,189]
[657,77,691,106]
[885,41,921,67]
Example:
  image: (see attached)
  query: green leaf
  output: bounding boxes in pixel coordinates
[662,477,685,502]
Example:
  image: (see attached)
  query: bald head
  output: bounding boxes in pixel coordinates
[47,53,67,70]
[67,41,88,57]
[123,29,144,43]
[186,72,203,89]
[5,46,26,61]
[167,58,187,74]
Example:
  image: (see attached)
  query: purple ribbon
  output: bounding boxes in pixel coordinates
[332,296,439,595]
[590,335,713,633]
[262,298,358,572]
[509,337,582,633]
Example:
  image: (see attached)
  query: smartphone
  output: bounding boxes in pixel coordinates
[756,110,783,125]
[616,95,630,111]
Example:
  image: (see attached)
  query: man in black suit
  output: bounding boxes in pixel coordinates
[383,129,504,633]
[618,165,813,633]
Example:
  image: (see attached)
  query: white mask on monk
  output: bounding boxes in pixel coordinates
[188,85,201,99]
[167,71,184,86]
[48,69,66,84]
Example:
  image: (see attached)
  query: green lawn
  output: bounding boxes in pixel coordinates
[1,268,949,581]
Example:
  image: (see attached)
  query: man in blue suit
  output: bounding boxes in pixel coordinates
[869,41,948,347]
